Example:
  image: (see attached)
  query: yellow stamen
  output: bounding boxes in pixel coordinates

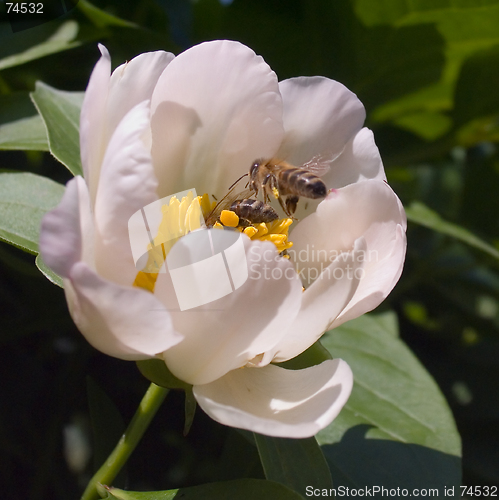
[220,210,239,227]
[133,192,295,293]
[233,217,294,254]
[199,193,216,219]
[133,193,205,293]
[243,226,258,238]
[253,223,269,238]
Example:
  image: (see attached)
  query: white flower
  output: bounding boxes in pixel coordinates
[40,40,406,438]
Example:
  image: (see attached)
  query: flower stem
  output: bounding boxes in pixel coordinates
[81,383,169,500]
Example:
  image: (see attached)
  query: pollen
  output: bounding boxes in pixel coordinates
[199,193,216,219]
[220,210,239,227]
[242,218,294,253]
[272,186,280,199]
[254,218,294,253]
[133,192,205,293]
[243,226,258,238]
[133,191,294,293]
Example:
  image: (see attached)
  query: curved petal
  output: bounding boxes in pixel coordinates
[193,359,353,438]
[40,176,94,278]
[154,236,303,386]
[332,223,406,327]
[80,44,111,204]
[276,77,365,166]
[272,238,366,363]
[106,50,174,145]
[65,262,183,360]
[290,180,407,326]
[322,128,386,190]
[150,40,284,198]
[93,101,159,287]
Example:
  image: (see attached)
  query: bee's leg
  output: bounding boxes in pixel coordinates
[276,194,291,216]
[285,196,299,215]
[237,218,251,228]
[267,175,281,201]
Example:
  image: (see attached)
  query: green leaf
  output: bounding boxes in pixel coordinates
[353,23,445,110]
[392,111,452,142]
[35,253,63,288]
[454,46,499,135]
[31,82,84,176]
[318,313,461,491]
[99,479,303,500]
[137,360,198,436]
[0,93,48,151]
[254,433,333,497]
[406,201,499,261]
[136,358,192,391]
[355,0,499,27]
[355,0,499,144]
[77,0,138,28]
[183,387,197,436]
[277,339,331,370]
[0,172,64,254]
[0,21,81,71]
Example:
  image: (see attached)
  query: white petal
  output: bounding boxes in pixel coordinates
[65,261,182,360]
[193,359,353,438]
[40,176,94,278]
[106,50,174,144]
[277,77,365,166]
[80,44,111,205]
[291,180,407,327]
[332,224,406,327]
[271,238,366,363]
[93,101,159,287]
[154,237,303,386]
[322,128,387,189]
[150,40,284,197]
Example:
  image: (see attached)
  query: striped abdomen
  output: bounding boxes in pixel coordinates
[277,167,327,199]
[230,199,279,224]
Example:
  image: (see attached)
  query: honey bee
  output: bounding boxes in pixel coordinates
[206,186,277,228]
[229,198,278,226]
[248,155,332,215]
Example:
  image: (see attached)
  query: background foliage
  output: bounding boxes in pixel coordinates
[1,0,498,498]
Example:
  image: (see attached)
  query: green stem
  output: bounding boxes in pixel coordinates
[81,383,169,500]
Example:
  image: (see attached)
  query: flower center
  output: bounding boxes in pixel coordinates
[213,208,293,254]
[133,193,293,292]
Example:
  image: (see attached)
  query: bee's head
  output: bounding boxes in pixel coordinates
[250,159,263,178]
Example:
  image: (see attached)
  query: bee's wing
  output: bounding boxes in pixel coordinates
[301,152,340,176]
[206,186,254,225]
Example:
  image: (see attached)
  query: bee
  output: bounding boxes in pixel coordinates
[205,186,277,228]
[229,198,278,226]
[248,155,332,215]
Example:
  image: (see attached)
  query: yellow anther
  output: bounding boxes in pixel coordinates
[134,193,206,293]
[185,197,204,232]
[268,218,293,234]
[220,210,239,227]
[243,226,258,237]
[253,223,268,237]
[200,193,216,219]
[258,232,293,253]
[133,270,157,293]
[270,234,286,244]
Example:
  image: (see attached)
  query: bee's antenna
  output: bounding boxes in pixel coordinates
[228,172,248,191]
